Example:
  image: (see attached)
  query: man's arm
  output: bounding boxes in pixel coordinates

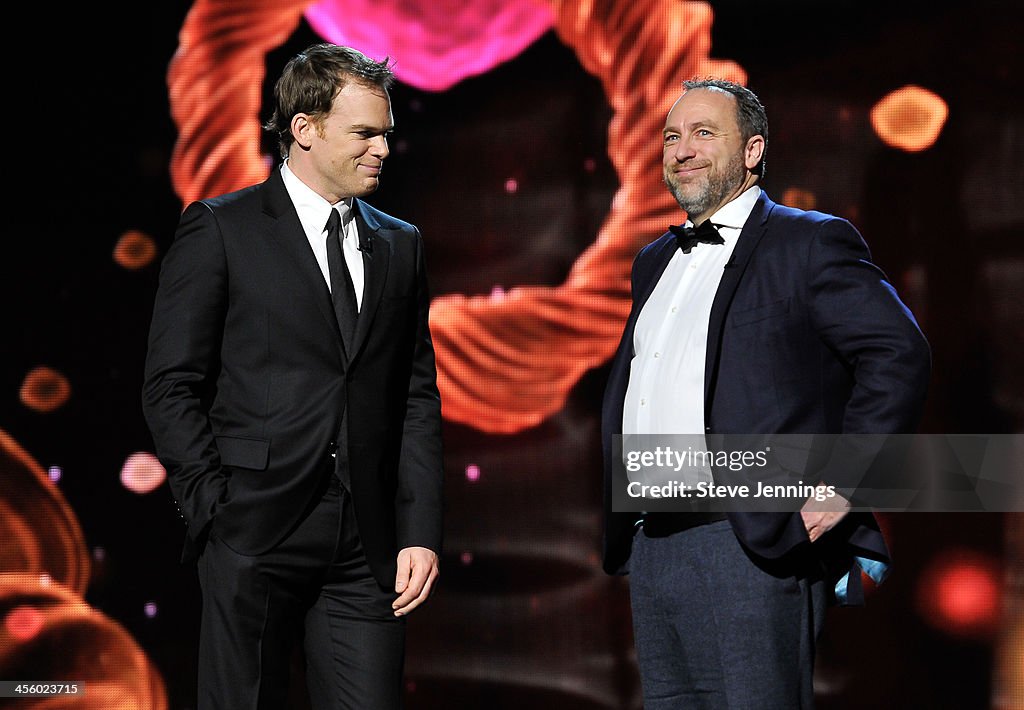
[807,217,931,433]
[392,227,444,614]
[801,217,931,537]
[142,202,229,542]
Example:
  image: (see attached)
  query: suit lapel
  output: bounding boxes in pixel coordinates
[632,236,680,322]
[349,199,390,362]
[703,191,775,411]
[261,170,347,359]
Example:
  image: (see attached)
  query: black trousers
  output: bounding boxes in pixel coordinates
[629,520,827,710]
[197,475,405,709]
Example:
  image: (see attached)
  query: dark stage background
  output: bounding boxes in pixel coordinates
[2,1,1023,708]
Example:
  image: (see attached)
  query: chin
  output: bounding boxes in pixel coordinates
[348,182,378,198]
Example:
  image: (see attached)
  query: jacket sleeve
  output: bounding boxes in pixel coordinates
[807,217,931,494]
[807,217,931,434]
[394,227,445,553]
[142,201,229,541]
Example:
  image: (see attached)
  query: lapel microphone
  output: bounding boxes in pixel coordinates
[349,201,373,254]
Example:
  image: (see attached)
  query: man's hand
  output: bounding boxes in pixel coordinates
[393,546,439,617]
[800,487,851,543]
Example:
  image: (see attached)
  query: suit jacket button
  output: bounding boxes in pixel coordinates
[328,441,338,456]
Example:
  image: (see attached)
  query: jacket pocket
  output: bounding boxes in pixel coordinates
[731,298,790,327]
[215,435,270,470]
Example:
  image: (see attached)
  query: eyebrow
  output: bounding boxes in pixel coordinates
[663,120,721,136]
[350,124,395,133]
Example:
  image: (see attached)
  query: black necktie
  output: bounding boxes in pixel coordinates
[669,221,724,254]
[325,209,358,348]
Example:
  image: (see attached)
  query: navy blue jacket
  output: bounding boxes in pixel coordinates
[601,191,930,600]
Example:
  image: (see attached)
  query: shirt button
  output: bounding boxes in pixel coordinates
[640,398,647,406]
[671,306,678,313]
[654,352,661,359]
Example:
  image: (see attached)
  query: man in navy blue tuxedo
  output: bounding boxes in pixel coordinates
[601,79,930,708]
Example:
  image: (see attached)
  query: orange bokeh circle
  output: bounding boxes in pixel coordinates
[871,85,948,153]
[19,366,71,413]
[114,230,158,270]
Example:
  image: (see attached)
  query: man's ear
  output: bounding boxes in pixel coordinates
[744,135,765,172]
[291,114,315,150]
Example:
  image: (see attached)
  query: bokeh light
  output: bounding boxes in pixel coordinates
[466,464,481,482]
[870,85,948,153]
[5,605,45,641]
[781,187,818,212]
[305,0,554,91]
[917,548,1002,640]
[120,453,167,495]
[19,366,71,413]
[113,230,158,270]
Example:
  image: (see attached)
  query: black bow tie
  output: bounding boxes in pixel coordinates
[669,221,724,254]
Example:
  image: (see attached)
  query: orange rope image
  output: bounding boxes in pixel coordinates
[167,0,745,433]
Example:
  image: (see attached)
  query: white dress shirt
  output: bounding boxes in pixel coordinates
[623,186,761,436]
[280,161,365,310]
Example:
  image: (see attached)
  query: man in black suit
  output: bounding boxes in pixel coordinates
[142,44,443,709]
[601,79,930,708]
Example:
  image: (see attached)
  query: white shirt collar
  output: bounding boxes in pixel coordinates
[280,161,353,233]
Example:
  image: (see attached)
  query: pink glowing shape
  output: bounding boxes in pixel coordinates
[465,464,481,482]
[504,178,519,193]
[120,453,166,495]
[144,602,158,619]
[48,465,62,483]
[5,605,45,641]
[460,551,473,565]
[304,0,554,91]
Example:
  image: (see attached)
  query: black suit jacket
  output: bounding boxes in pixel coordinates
[142,168,443,587]
[601,191,930,600]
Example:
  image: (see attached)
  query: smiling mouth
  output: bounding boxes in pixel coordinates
[672,165,707,177]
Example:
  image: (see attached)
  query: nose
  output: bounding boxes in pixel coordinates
[671,135,695,164]
[369,134,389,160]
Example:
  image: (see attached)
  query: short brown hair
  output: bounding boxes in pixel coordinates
[265,43,395,158]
